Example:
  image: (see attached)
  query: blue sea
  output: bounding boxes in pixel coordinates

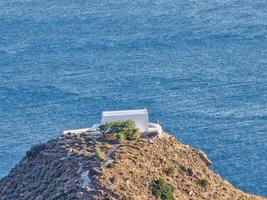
[0,0,266,196]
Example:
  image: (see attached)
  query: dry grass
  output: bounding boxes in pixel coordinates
[99,132,266,200]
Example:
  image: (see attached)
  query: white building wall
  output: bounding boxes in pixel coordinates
[101,109,149,132]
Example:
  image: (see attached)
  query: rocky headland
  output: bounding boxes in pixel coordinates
[0,131,266,200]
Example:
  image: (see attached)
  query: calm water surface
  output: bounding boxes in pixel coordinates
[0,0,266,196]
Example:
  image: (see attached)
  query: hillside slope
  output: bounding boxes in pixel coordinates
[0,131,265,200]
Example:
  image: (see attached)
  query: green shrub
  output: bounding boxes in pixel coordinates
[179,165,194,176]
[151,178,175,200]
[199,178,209,188]
[163,167,176,176]
[116,132,126,141]
[179,165,187,172]
[95,146,106,161]
[99,120,141,141]
[129,128,141,140]
[186,168,193,176]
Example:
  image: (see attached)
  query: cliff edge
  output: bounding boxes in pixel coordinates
[0,131,265,200]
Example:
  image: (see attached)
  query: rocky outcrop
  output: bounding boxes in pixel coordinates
[0,131,266,200]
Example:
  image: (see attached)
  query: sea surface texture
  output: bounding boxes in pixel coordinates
[0,0,266,196]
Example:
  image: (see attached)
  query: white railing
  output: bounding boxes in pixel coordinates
[148,122,162,137]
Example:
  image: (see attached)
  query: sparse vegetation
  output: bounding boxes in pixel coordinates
[186,168,193,176]
[1,131,264,200]
[179,165,194,176]
[163,167,176,176]
[26,143,46,159]
[95,146,106,161]
[99,120,141,141]
[199,178,209,188]
[151,178,175,200]
[180,165,187,172]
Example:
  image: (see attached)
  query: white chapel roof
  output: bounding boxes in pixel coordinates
[102,109,148,117]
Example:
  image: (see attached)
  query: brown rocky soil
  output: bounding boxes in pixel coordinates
[0,131,265,200]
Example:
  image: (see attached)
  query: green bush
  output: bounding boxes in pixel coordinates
[179,165,187,172]
[151,178,175,200]
[163,167,176,176]
[99,120,141,141]
[179,165,194,176]
[199,178,209,188]
[95,146,106,161]
[186,168,193,176]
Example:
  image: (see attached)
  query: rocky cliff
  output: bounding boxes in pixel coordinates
[0,131,265,200]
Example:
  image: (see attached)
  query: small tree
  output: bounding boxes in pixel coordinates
[199,178,209,188]
[151,178,175,200]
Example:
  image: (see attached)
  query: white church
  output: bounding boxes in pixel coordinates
[64,109,162,137]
